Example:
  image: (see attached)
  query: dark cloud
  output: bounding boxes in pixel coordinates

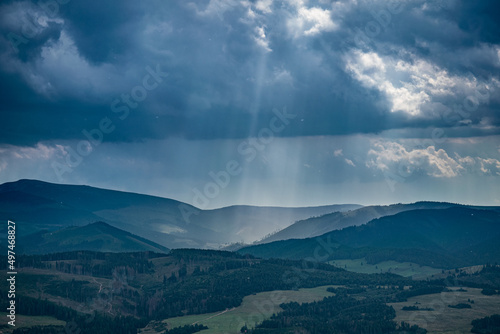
[16,21,62,62]
[0,0,499,147]
[58,1,146,64]
[457,0,500,45]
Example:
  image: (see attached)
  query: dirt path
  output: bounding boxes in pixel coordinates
[92,278,103,293]
[191,307,236,325]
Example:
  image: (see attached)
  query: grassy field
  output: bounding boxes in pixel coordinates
[142,285,337,334]
[388,287,500,334]
[0,312,66,332]
[328,258,442,279]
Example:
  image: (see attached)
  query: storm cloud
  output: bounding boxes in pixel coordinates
[1,0,499,207]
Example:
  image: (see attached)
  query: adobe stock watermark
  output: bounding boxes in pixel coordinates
[178,107,296,224]
[7,0,71,53]
[51,64,168,181]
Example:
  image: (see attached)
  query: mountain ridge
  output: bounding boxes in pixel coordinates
[239,206,500,268]
[0,179,360,249]
[257,201,469,244]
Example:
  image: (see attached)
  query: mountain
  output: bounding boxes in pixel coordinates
[190,203,362,246]
[18,222,170,254]
[0,179,359,249]
[258,202,465,243]
[239,207,500,268]
[0,179,198,249]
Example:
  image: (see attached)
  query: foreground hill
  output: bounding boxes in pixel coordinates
[0,250,412,325]
[0,179,358,249]
[239,207,500,269]
[259,202,470,243]
[18,222,170,254]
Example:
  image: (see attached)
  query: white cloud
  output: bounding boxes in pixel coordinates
[477,158,500,175]
[345,158,355,167]
[367,141,463,178]
[239,1,274,51]
[0,143,70,182]
[190,0,239,18]
[344,50,495,116]
[367,140,500,178]
[255,0,273,14]
[288,3,337,37]
[5,143,66,160]
[270,67,293,85]
[254,25,271,52]
[333,148,355,167]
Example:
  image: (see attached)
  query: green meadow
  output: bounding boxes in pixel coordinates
[388,287,500,334]
[147,285,337,334]
[328,258,442,279]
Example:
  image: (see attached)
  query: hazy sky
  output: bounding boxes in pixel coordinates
[1,0,499,208]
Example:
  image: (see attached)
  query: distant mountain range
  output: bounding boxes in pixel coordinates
[0,179,359,250]
[3,179,499,268]
[238,206,500,269]
[257,202,463,243]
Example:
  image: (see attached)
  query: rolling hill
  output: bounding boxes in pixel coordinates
[18,222,170,254]
[239,207,500,269]
[258,202,466,244]
[0,179,359,250]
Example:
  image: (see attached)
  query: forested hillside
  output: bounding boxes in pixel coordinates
[239,207,500,269]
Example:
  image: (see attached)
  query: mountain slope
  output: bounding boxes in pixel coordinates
[239,207,500,268]
[19,222,170,254]
[258,202,464,243]
[0,179,201,248]
[190,203,362,245]
[0,179,359,249]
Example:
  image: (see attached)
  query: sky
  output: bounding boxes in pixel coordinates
[0,0,499,208]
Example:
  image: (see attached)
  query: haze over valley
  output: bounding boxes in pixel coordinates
[1,0,500,333]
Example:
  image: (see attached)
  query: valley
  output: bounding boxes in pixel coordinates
[1,180,499,334]
[0,180,360,250]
